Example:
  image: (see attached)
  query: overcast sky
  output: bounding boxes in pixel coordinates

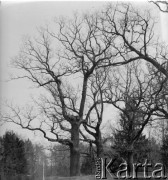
[0,1,168,144]
[0,1,109,143]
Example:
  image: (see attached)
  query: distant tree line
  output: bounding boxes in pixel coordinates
[0,123,168,179]
[0,131,47,180]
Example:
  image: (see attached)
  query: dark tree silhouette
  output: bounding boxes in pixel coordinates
[100,3,168,78]
[2,12,119,176]
[81,68,110,158]
[161,132,168,169]
[104,62,159,168]
[0,131,27,175]
[2,3,168,177]
[113,107,151,167]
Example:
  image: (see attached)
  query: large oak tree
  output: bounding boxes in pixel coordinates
[2,13,118,176]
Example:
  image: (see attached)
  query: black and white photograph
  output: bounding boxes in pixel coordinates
[0,0,168,179]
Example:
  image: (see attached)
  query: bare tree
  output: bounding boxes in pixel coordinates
[2,12,119,176]
[2,3,167,176]
[81,67,110,158]
[104,62,158,168]
[150,1,168,13]
[148,62,168,119]
[100,3,168,78]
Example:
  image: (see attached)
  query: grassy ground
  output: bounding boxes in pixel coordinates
[45,172,168,180]
[45,175,96,180]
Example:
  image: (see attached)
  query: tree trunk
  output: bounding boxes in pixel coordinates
[127,144,134,175]
[96,140,103,158]
[70,122,80,176]
[95,124,103,158]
